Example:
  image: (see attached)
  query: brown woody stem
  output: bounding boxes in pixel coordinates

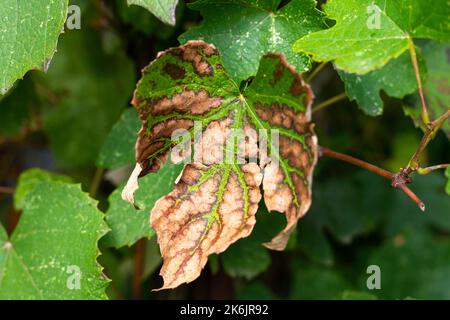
[319,146,425,210]
[0,186,15,195]
[132,239,145,299]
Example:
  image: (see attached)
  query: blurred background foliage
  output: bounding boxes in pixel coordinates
[0,0,449,300]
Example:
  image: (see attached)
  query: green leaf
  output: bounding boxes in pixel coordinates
[298,172,391,265]
[132,41,318,289]
[366,231,450,299]
[0,0,69,95]
[404,42,450,139]
[127,0,179,26]
[293,0,450,74]
[446,167,450,195]
[338,51,422,116]
[179,0,326,81]
[97,108,141,170]
[289,263,351,299]
[103,161,184,248]
[236,281,276,300]
[41,24,135,168]
[0,180,109,299]
[14,168,72,211]
[339,290,377,300]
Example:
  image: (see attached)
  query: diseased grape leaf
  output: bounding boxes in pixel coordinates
[179,0,326,82]
[338,51,423,116]
[0,0,69,95]
[404,42,450,139]
[103,161,184,248]
[127,41,318,289]
[97,108,141,170]
[293,0,450,74]
[127,0,179,26]
[0,179,109,299]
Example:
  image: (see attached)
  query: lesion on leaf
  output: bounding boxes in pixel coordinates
[125,40,318,289]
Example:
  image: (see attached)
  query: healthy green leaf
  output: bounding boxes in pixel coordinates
[97,108,141,170]
[41,24,135,168]
[14,168,72,210]
[338,51,422,116]
[366,231,450,299]
[179,0,326,81]
[130,41,318,289]
[103,161,184,248]
[0,180,109,299]
[293,0,450,74]
[0,0,69,95]
[127,0,179,26]
[404,42,450,138]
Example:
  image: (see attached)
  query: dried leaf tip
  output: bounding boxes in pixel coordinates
[122,163,143,206]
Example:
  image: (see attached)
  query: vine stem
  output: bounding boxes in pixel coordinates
[407,109,450,170]
[319,146,425,211]
[312,92,347,113]
[89,167,104,198]
[0,186,15,194]
[132,239,146,299]
[417,164,449,175]
[306,61,328,82]
[407,36,430,125]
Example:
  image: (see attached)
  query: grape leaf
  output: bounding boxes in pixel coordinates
[14,168,73,210]
[41,24,135,168]
[103,161,184,248]
[0,0,68,95]
[0,180,109,299]
[97,108,141,170]
[127,0,179,26]
[338,51,422,116]
[128,41,318,289]
[404,42,450,139]
[179,0,326,81]
[293,0,450,74]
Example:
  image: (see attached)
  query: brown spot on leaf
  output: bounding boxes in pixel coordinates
[152,90,222,116]
[163,63,185,80]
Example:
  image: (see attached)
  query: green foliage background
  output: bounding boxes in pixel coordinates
[0,0,449,299]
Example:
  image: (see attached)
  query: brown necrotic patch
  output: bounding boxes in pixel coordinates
[150,163,262,289]
[163,63,186,80]
[152,90,222,116]
[167,41,217,77]
[255,104,310,133]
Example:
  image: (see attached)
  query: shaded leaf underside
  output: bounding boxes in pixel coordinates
[130,41,317,289]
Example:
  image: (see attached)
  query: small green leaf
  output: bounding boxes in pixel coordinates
[0,180,109,299]
[97,108,141,169]
[103,161,184,248]
[338,51,422,116]
[293,0,450,74]
[404,42,450,139]
[179,0,326,81]
[127,0,179,26]
[14,168,72,210]
[0,0,69,95]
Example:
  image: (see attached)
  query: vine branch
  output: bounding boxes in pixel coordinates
[319,146,425,211]
[313,92,347,113]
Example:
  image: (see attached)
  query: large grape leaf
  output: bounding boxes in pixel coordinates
[127,41,318,289]
[103,161,184,248]
[404,42,450,139]
[293,0,450,74]
[179,0,326,81]
[338,51,423,116]
[0,180,109,299]
[0,0,68,95]
[127,0,179,26]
